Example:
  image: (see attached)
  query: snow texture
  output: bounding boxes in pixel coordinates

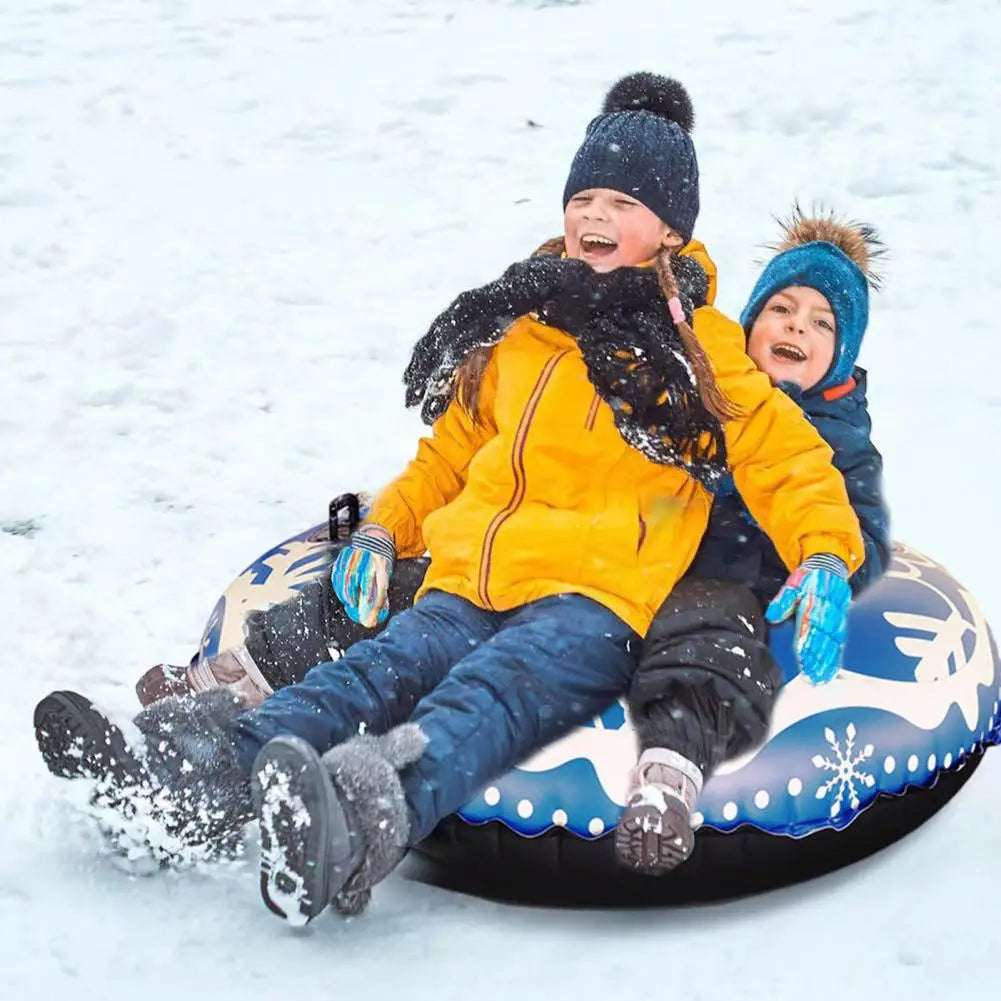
[2,1,1000,999]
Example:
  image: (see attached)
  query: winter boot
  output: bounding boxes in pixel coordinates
[252,723,426,926]
[135,664,192,705]
[34,689,254,865]
[135,645,273,708]
[35,690,143,784]
[614,747,703,875]
[116,690,255,861]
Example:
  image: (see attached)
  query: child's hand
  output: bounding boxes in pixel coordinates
[765,555,852,684]
[331,525,396,629]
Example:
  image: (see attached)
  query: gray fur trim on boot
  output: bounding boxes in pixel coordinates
[115,690,254,861]
[322,723,427,916]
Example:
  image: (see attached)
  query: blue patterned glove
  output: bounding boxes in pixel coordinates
[331,525,396,629]
[765,554,852,684]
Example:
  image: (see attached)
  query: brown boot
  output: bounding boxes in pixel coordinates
[136,646,273,708]
[614,748,703,875]
[135,664,192,706]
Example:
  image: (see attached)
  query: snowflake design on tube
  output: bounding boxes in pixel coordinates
[812,723,876,818]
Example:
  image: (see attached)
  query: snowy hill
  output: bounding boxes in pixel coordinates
[2,1,998,998]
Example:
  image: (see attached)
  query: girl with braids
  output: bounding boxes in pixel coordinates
[34,74,864,925]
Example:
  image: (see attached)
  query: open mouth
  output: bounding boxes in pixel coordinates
[579,233,618,258]
[770,342,807,363]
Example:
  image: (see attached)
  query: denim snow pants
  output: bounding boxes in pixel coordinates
[232,589,638,842]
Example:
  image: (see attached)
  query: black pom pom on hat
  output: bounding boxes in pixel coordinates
[602,72,695,134]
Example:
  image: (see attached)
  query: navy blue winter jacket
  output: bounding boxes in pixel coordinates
[687,367,890,605]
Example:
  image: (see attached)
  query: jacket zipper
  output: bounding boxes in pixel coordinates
[477,349,571,609]
[584,391,600,430]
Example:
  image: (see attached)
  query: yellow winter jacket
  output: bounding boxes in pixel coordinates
[367,244,864,636]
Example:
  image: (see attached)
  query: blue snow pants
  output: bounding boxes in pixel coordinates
[231,589,638,842]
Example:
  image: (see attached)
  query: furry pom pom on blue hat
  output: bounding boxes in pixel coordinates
[740,210,885,390]
[563,72,700,242]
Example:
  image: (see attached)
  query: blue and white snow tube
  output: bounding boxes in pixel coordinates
[199,531,1000,903]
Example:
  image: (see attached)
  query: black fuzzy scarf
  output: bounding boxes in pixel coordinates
[403,254,728,490]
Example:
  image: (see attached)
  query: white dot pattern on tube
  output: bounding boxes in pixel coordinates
[478,658,991,835]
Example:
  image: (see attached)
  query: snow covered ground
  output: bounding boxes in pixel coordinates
[2,0,999,998]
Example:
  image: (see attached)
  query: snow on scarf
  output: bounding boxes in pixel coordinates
[403,254,728,490]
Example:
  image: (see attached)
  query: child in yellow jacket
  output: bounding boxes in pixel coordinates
[34,73,864,926]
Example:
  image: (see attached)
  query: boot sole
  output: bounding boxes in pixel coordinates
[251,736,356,926]
[34,690,140,784]
[614,801,695,876]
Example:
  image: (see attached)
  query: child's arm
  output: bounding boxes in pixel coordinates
[696,308,865,574]
[364,353,499,558]
[829,415,891,594]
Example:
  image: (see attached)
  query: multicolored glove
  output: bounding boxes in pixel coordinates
[331,524,396,629]
[765,554,852,684]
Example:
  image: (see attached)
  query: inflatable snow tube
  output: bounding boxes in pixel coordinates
[198,527,1000,904]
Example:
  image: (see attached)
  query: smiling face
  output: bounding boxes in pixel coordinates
[746,286,837,390]
[564,188,681,271]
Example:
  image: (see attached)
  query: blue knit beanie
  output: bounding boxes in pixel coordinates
[563,73,700,242]
[739,213,884,390]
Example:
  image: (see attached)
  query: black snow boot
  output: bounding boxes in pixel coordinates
[252,723,426,926]
[34,689,254,865]
[35,690,142,785]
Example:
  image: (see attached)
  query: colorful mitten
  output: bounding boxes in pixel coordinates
[331,525,396,628]
[765,554,852,684]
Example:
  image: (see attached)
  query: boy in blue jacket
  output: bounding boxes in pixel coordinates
[617,208,891,873]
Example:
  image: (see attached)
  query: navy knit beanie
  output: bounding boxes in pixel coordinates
[739,211,884,391]
[563,73,700,242]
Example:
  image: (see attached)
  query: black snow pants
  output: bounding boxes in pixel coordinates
[244,557,430,691]
[627,577,784,777]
